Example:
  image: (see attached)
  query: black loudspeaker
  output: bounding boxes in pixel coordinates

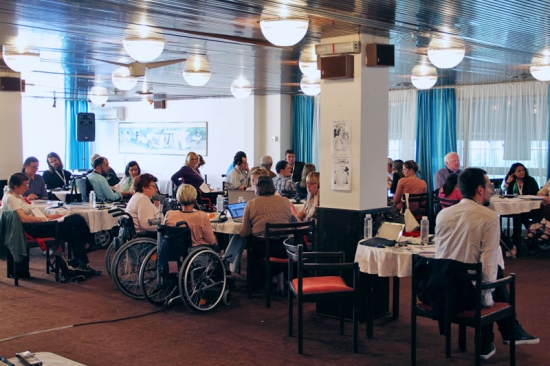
[366,44,395,67]
[0,77,22,91]
[77,113,95,142]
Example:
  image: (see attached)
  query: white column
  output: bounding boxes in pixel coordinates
[0,74,23,180]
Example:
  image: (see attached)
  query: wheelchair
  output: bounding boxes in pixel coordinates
[105,208,137,278]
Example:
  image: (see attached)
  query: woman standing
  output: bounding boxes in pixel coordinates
[171,151,205,191]
[21,157,48,200]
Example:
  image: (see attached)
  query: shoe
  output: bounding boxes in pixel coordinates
[539,242,550,251]
[503,328,540,345]
[85,265,102,276]
[480,343,496,360]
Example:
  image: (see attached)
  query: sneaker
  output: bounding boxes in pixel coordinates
[480,343,496,360]
[503,328,540,345]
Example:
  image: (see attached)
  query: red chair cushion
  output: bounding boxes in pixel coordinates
[291,276,353,294]
[269,257,288,263]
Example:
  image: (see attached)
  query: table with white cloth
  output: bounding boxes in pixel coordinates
[8,351,85,366]
[157,180,173,196]
[354,239,437,338]
[49,190,73,202]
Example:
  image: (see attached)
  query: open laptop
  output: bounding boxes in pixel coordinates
[227,190,256,204]
[360,222,405,248]
[227,201,247,223]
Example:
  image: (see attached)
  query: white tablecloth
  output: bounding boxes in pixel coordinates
[489,195,542,216]
[211,219,241,235]
[45,203,119,232]
[157,180,173,196]
[8,351,85,366]
[0,200,52,215]
[50,190,73,202]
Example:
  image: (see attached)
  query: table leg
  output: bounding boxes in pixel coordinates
[513,214,522,257]
[392,276,400,320]
[366,274,374,339]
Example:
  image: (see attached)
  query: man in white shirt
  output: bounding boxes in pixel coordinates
[436,167,538,360]
[226,152,249,190]
[434,152,462,189]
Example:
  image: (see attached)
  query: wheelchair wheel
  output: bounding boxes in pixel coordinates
[104,242,117,278]
[139,248,179,306]
[94,230,111,249]
[111,238,156,299]
[179,247,227,312]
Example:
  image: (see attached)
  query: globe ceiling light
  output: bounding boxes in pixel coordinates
[123,24,165,62]
[2,45,40,75]
[530,49,550,81]
[111,67,138,90]
[260,5,309,47]
[299,50,320,79]
[427,38,465,69]
[410,64,438,89]
[89,86,108,106]
[230,76,252,99]
[300,75,320,96]
[183,55,211,87]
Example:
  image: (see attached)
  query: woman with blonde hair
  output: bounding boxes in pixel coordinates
[170,151,205,191]
[296,172,320,222]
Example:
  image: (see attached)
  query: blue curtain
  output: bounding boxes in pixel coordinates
[416,88,457,195]
[548,85,550,181]
[291,95,314,163]
[65,100,90,170]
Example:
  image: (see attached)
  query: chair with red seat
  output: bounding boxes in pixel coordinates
[284,242,358,354]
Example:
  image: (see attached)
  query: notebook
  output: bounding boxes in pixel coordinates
[227,189,256,204]
[227,201,247,223]
[360,222,405,248]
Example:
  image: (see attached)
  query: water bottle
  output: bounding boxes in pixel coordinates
[238,196,244,203]
[216,194,224,213]
[420,216,429,245]
[364,214,373,240]
[89,191,96,208]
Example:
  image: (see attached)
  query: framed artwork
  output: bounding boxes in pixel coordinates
[331,156,351,191]
[332,120,351,156]
[118,122,207,155]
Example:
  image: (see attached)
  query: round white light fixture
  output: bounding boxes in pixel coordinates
[183,55,211,86]
[530,49,550,81]
[411,64,438,89]
[299,51,320,79]
[111,67,138,90]
[2,45,40,75]
[300,76,321,96]
[260,6,308,46]
[123,24,164,62]
[427,38,465,69]
[89,86,108,106]
[230,76,252,99]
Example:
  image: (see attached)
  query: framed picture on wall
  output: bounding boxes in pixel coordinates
[118,122,208,156]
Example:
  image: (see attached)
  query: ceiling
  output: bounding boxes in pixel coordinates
[0,0,549,103]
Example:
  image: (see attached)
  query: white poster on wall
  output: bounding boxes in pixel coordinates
[332,120,351,156]
[331,156,351,191]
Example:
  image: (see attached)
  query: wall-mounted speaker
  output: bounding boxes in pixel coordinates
[365,44,395,67]
[320,55,354,80]
[154,100,166,109]
[77,113,96,142]
[0,77,22,91]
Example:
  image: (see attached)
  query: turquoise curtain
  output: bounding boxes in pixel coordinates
[548,85,550,181]
[416,88,457,195]
[291,95,314,163]
[65,100,90,170]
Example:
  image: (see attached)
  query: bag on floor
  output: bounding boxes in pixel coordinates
[57,256,90,283]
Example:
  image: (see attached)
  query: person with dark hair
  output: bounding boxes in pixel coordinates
[226,151,247,175]
[171,151,205,191]
[226,151,249,190]
[125,173,160,236]
[87,157,121,202]
[392,160,427,211]
[115,160,140,195]
[295,163,316,199]
[389,159,404,194]
[438,174,463,208]
[198,154,206,168]
[89,154,120,186]
[436,168,538,359]
[21,156,48,200]
[285,149,305,183]
[503,163,539,196]
[43,152,72,189]
[273,160,296,197]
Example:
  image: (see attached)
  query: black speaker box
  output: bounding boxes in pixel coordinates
[320,55,354,80]
[0,77,22,91]
[366,44,395,67]
[77,113,95,142]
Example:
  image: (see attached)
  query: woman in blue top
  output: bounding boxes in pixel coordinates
[22,156,48,200]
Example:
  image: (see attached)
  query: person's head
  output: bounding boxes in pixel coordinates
[90,153,101,168]
[22,157,39,176]
[301,163,316,186]
[306,172,320,196]
[185,152,199,168]
[285,149,296,165]
[442,173,459,197]
[260,155,273,171]
[8,172,29,194]
[403,160,419,177]
[46,152,63,172]
[233,151,247,170]
[133,173,158,198]
[458,168,491,205]
[255,175,276,196]
[387,158,393,173]
[249,167,267,189]
[198,155,205,168]
[93,157,109,174]
[275,160,290,177]
[444,152,460,172]
[507,162,529,180]
[125,161,141,178]
[176,184,198,206]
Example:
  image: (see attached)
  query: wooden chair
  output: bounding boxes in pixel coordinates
[247,221,315,308]
[411,254,516,366]
[284,242,358,354]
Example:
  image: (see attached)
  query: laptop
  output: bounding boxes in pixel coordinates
[360,222,405,248]
[227,190,256,204]
[227,201,247,223]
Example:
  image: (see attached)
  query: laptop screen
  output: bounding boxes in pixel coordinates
[376,222,405,241]
[227,202,247,219]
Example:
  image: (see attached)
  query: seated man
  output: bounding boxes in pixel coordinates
[273,160,296,197]
[434,152,462,190]
[435,167,538,360]
[226,151,249,190]
[89,153,120,186]
[285,149,305,184]
[87,157,122,202]
[260,155,276,179]
[43,152,72,189]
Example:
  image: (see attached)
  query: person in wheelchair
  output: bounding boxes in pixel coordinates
[164,184,218,250]
[125,173,161,239]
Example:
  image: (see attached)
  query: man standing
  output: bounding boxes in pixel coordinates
[226,152,249,190]
[260,155,276,179]
[273,160,296,197]
[43,152,72,189]
[434,152,462,189]
[285,149,305,184]
[436,168,538,360]
[87,157,122,202]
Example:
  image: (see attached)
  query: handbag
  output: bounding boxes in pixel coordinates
[402,193,420,232]
[65,178,83,203]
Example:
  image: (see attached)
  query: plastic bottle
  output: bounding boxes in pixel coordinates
[238,196,244,203]
[89,191,96,208]
[420,216,429,245]
[217,194,224,212]
[364,214,372,240]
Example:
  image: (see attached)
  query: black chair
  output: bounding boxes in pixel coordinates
[74,176,93,202]
[402,192,429,221]
[284,242,358,354]
[247,221,315,308]
[411,254,516,366]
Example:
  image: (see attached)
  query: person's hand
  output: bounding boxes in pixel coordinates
[544,196,550,204]
[46,213,64,220]
[27,193,38,200]
[506,174,515,184]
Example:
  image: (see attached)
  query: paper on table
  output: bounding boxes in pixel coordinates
[519,195,545,200]
[200,182,211,193]
[32,207,64,222]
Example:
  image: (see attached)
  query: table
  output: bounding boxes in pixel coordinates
[0,200,53,215]
[49,190,73,202]
[8,352,85,366]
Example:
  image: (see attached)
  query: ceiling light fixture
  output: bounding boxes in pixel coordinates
[299,50,320,79]
[89,86,108,106]
[427,37,465,69]
[112,67,138,90]
[411,64,438,89]
[300,75,320,96]
[230,76,252,99]
[530,49,550,81]
[2,45,40,76]
[260,5,309,47]
[123,24,165,63]
[183,55,211,87]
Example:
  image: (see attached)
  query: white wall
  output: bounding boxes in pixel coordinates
[0,79,23,180]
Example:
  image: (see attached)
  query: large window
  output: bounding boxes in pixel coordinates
[388,89,417,161]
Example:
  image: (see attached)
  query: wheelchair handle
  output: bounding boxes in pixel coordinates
[108,207,124,214]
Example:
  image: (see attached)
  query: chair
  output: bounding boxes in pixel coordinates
[74,176,92,202]
[402,192,429,221]
[284,243,358,354]
[411,254,516,366]
[0,210,60,285]
[247,221,315,308]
